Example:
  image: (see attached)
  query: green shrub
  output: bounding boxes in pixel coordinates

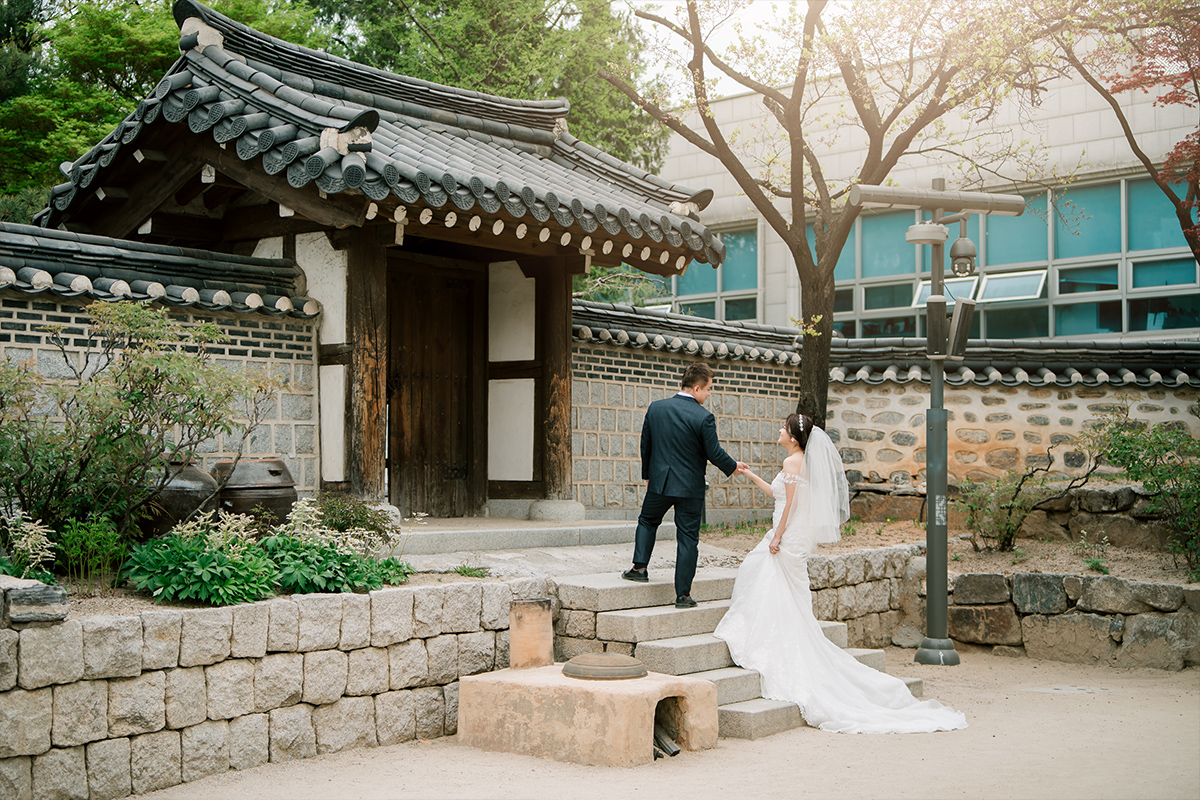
[258,534,406,594]
[58,515,126,596]
[959,473,1049,551]
[315,494,397,537]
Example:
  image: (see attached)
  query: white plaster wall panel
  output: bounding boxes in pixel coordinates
[318,365,346,483]
[487,379,535,481]
[487,262,535,362]
[252,237,283,260]
[296,232,348,346]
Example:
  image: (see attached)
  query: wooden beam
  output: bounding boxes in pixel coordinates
[136,212,219,243]
[346,235,388,501]
[174,173,208,207]
[219,204,328,242]
[203,185,244,210]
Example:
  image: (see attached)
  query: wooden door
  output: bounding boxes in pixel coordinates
[387,258,486,517]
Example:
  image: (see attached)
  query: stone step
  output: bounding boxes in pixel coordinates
[819,620,848,649]
[845,648,887,672]
[902,676,924,699]
[717,698,804,740]
[693,666,762,705]
[395,521,675,556]
[596,600,731,643]
[634,634,734,676]
[556,568,739,612]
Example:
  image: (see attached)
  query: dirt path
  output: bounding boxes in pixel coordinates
[140,646,1200,800]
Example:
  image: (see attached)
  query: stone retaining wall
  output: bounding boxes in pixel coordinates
[553,545,927,658]
[0,577,548,799]
[948,573,1200,671]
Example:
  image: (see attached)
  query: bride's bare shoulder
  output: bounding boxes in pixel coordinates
[781,452,804,476]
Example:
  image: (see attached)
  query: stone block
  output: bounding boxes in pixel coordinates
[1129,582,1185,612]
[0,756,31,800]
[1115,613,1191,671]
[1017,510,1070,542]
[339,594,371,650]
[141,611,182,671]
[370,588,414,647]
[32,746,86,800]
[1063,575,1085,601]
[495,630,509,670]
[81,617,142,681]
[564,610,596,639]
[441,584,482,633]
[948,604,1023,645]
[178,608,231,668]
[863,549,889,581]
[1184,587,1200,614]
[1012,574,1070,614]
[5,585,68,624]
[228,713,268,771]
[554,636,605,662]
[130,730,180,794]
[388,639,428,689]
[412,587,444,638]
[952,574,1010,605]
[0,629,16,692]
[107,672,165,737]
[255,653,303,712]
[443,682,459,736]
[424,635,458,685]
[313,695,377,754]
[295,594,343,652]
[18,621,83,689]
[1022,613,1121,664]
[85,738,130,800]
[891,624,924,649]
[302,650,347,705]
[457,632,495,677]
[164,667,206,730]
[375,690,415,746]
[181,719,229,783]
[1078,576,1153,614]
[481,583,512,630]
[346,647,389,697]
[993,645,1027,658]
[860,581,892,615]
[411,686,445,739]
[812,588,836,621]
[806,556,832,590]
[844,552,866,585]
[267,599,299,652]
[0,687,51,757]
[206,659,255,720]
[826,554,848,588]
[230,602,269,658]
[51,680,107,747]
[268,703,316,763]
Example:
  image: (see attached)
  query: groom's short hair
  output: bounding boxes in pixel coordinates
[681,363,715,390]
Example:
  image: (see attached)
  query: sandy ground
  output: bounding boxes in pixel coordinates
[137,645,1199,800]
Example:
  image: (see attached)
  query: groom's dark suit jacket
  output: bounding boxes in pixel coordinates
[640,393,737,498]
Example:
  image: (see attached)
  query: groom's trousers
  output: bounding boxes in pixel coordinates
[633,491,704,598]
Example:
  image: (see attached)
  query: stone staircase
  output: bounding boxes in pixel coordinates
[556,568,923,740]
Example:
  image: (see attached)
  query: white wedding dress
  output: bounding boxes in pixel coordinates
[713,429,967,734]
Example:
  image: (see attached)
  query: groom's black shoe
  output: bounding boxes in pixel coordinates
[621,567,648,583]
[675,595,697,609]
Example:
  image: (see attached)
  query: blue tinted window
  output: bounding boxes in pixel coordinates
[721,229,757,291]
[1128,179,1189,251]
[861,315,916,338]
[832,319,857,338]
[986,306,1048,338]
[677,261,716,295]
[724,297,756,321]
[1058,265,1118,294]
[922,215,979,272]
[861,212,916,278]
[679,300,715,319]
[1129,294,1200,331]
[1132,258,1197,288]
[808,224,856,281]
[1056,301,1122,335]
[986,194,1046,265]
[1056,184,1121,258]
[834,289,853,313]
[864,283,913,310]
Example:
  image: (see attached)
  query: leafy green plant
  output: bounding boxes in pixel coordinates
[1011,547,1028,565]
[951,553,961,562]
[452,563,489,578]
[0,511,56,582]
[1082,404,1200,581]
[842,515,862,537]
[58,515,126,596]
[1084,557,1111,575]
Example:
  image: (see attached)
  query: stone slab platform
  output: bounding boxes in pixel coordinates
[458,664,718,768]
[557,569,739,612]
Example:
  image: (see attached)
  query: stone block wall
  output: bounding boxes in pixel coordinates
[0,578,548,799]
[0,295,319,495]
[948,572,1200,670]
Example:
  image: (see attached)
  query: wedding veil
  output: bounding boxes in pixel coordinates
[789,425,851,548]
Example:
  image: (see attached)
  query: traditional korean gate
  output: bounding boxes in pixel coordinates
[387,256,487,517]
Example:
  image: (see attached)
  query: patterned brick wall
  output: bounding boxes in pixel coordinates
[0,295,318,494]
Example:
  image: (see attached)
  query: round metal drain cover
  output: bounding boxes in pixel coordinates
[562,652,648,680]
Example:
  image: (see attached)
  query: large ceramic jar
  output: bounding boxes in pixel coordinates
[142,460,220,538]
[211,458,298,526]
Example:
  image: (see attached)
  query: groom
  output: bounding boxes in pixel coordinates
[623,363,745,608]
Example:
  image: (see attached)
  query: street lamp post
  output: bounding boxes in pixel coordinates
[847,180,1025,666]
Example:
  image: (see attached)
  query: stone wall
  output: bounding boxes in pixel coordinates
[553,545,927,656]
[0,295,320,495]
[0,576,547,799]
[948,573,1200,671]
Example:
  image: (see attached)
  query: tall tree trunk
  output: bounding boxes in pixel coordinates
[793,241,836,426]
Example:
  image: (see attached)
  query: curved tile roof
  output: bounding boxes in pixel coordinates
[36,0,724,271]
[0,222,318,317]
[572,300,1200,388]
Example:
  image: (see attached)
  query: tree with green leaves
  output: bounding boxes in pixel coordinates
[307,0,668,173]
[600,0,1080,423]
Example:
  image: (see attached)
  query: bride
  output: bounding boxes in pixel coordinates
[713,413,967,734]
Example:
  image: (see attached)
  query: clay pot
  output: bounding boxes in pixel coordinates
[211,458,298,526]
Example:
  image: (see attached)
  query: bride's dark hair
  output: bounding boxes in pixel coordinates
[785,413,814,451]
